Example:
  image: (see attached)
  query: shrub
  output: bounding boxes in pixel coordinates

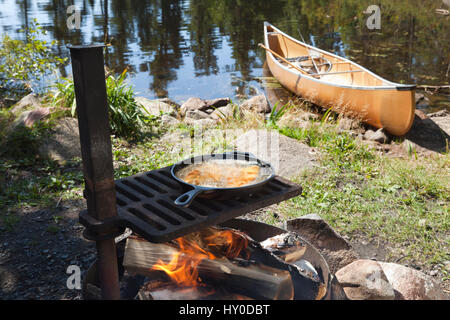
[0,19,66,94]
[52,69,156,139]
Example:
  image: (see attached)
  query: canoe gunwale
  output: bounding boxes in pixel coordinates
[263,22,416,91]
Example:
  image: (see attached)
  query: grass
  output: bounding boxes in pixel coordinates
[1,95,448,276]
[272,120,449,269]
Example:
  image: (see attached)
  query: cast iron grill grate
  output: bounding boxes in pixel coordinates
[80,165,302,243]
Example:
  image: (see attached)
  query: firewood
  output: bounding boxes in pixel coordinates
[124,227,324,300]
[136,280,253,300]
[123,236,294,300]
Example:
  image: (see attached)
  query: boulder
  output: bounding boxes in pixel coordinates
[285,214,359,274]
[234,129,317,177]
[156,97,180,109]
[205,97,231,109]
[13,107,54,128]
[183,117,217,127]
[210,104,236,120]
[335,259,395,300]
[241,95,271,113]
[0,97,17,109]
[378,262,447,300]
[160,115,180,127]
[185,109,211,120]
[402,110,450,154]
[180,97,231,116]
[10,93,41,114]
[135,96,175,116]
[364,128,389,144]
[180,97,209,116]
[38,117,81,163]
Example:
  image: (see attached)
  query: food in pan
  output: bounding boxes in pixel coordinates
[180,161,261,188]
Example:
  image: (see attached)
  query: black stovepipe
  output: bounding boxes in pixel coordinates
[68,44,120,300]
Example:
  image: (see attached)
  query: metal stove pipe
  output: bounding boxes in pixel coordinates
[68,45,120,300]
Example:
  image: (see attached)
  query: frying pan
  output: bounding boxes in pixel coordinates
[171,151,276,207]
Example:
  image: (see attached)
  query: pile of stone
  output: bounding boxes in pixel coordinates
[285,214,448,300]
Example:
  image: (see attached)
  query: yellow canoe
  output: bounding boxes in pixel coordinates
[263,22,415,136]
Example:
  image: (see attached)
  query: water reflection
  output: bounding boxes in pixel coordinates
[0,0,448,110]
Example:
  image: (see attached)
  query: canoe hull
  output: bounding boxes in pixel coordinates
[264,23,415,136]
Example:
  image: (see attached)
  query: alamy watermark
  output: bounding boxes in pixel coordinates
[364,5,381,30]
[67,5,81,30]
[66,265,81,290]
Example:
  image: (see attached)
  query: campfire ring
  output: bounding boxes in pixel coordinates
[82,219,335,300]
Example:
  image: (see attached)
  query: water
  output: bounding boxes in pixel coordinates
[0,0,449,112]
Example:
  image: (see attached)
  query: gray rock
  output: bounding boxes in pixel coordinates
[285,215,359,274]
[10,93,41,114]
[13,107,54,128]
[180,97,209,116]
[185,109,211,120]
[364,128,389,143]
[135,96,175,116]
[156,97,180,109]
[428,109,449,118]
[160,115,180,127]
[335,259,395,300]
[378,262,447,300]
[210,104,236,120]
[234,129,317,177]
[241,95,271,113]
[38,117,81,162]
[183,117,217,127]
[205,97,231,109]
[338,117,360,131]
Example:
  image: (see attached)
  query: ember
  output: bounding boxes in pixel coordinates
[152,228,250,287]
[123,226,324,300]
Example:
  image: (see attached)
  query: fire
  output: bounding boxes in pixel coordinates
[152,228,249,287]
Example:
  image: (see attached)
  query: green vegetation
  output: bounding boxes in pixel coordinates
[271,118,449,269]
[0,19,66,95]
[52,69,158,139]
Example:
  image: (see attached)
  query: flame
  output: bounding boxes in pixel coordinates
[152,228,249,287]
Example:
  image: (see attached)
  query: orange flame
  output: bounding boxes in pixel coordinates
[152,228,249,287]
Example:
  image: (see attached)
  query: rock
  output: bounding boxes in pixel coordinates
[0,97,17,109]
[402,110,450,154]
[234,129,317,177]
[13,107,54,127]
[210,104,236,120]
[160,115,180,127]
[428,109,449,118]
[234,129,316,177]
[156,97,180,109]
[364,128,389,144]
[180,97,209,116]
[185,109,211,120]
[205,97,231,109]
[377,262,447,300]
[38,117,81,162]
[10,93,41,114]
[183,117,217,127]
[285,215,359,274]
[338,117,361,131]
[135,96,175,116]
[335,259,395,300]
[240,95,271,113]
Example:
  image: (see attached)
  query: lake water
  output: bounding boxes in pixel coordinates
[1,0,449,112]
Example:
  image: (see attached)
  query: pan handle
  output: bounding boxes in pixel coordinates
[174,188,203,207]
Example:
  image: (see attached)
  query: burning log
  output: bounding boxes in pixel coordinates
[123,227,323,300]
[136,280,253,300]
[123,236,294,300]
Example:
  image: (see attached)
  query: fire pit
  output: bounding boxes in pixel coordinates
[83,219,336,300]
